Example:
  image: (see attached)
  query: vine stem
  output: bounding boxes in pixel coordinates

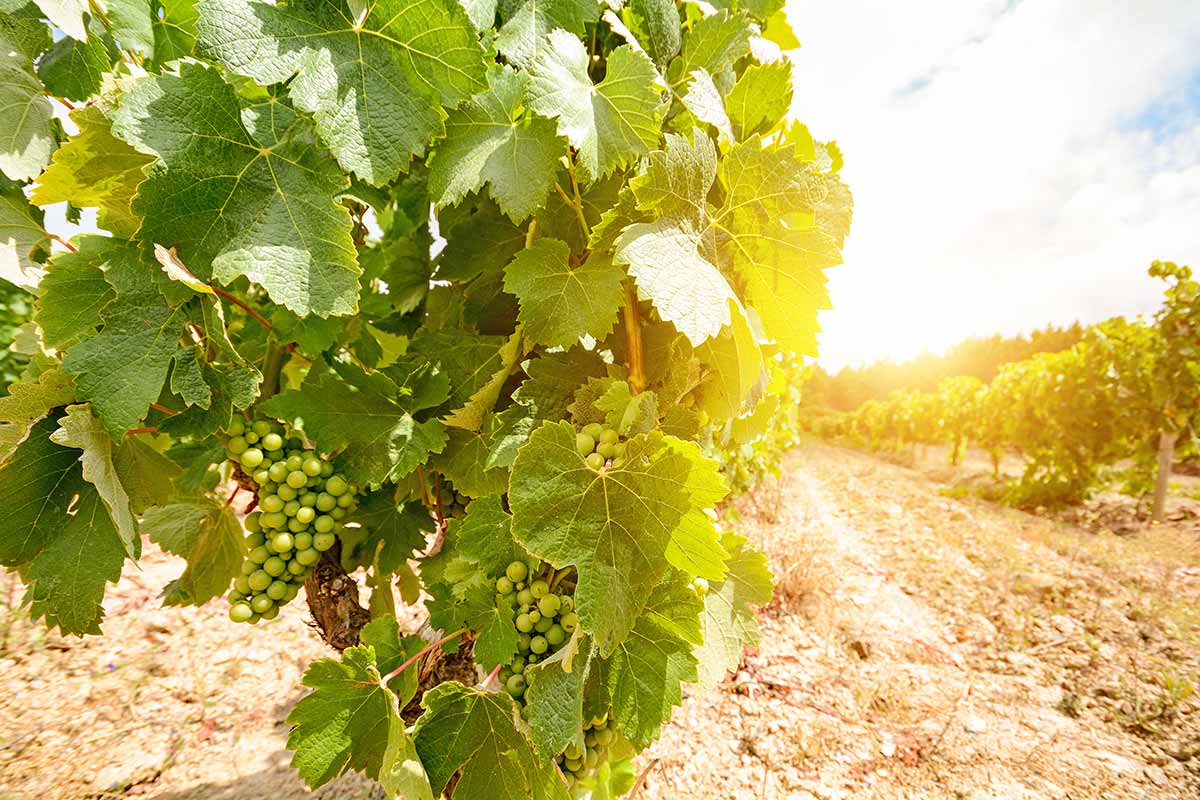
[566,160,591,245]
[149,402,178,416]
[623,283,646,394]
[481,662,503,689]
[127,427,157,436]
[259,338,287,399]
[380,628,467,687]
[212,286,272,330]
[49,234,77,253]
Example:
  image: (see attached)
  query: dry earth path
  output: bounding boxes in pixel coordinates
[1,440,1197,799]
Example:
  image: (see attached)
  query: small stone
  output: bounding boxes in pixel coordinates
[964,715,987,733]
[880,738,896,757]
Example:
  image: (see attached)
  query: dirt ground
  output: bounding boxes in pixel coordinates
[2,439,1198,799]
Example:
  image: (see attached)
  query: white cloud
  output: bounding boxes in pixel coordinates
[787,0,1200,369]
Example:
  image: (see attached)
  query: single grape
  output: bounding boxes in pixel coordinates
[329,508,346,521]
[302,457,323,477]
[527,609,541,624]
[314,515,335,533]
[530,635,548,654]
[261,511,287,530]
[229,590,245,602]
[537,594,560,617]
[244,431,259,444]
[561,612,579,632]
[287,517,306,534]
[262,432,283,451]
[293,532,313,550]
[295,506,316,525]
[248,570,272,592]
[496,576,514,594]
[313,532,336,552]
[260,605,280,621]
[575,433,595,456]
[271,532,294,553]
[234,576,252,594]
[245,531,265,549]
[286,470,307,489]
[315,492,336,512]
[226,419,245,437]
[530,579,549,599]
[320,461,333,477]
[534,616,553,633]
[511,656,526,674]
[276,484,297,502]
[250,593,274,614]
[326,475,348,496]
[266,580,288,600]
[585,453,605,470]
[285,454,303,472]
[230,603,253,622]
[336,492,354,508]
[517,633,532,651]
[515,613,534,633]
[288,559,307,576]
[296,547,320,566]
[283,499,301,517]
[594,727,614,746]
[252,420,271,437]
[583,422,603,439]
[227,436,248,455]
[598,429,619,446]
[241,448,264,469]
[299,491,317,508]
[505,674,526,693]
[505,561,528,583]
[240,561,257,576]
[517,588,534,606]
[260,495,284,514]
[284,584,300,602]
[248,545,271,564]
[263,556,287,577]
[546,624,566,646]
[252,468,271,484]
[596,442,616,460]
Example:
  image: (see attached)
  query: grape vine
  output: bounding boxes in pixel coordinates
[0,0,851,796]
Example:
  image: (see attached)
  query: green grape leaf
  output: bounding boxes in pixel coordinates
[708,0,784,21]
[436,198,526,282]
[49,404,140,557]
[429,64,562,222]
[287,621,426,788]
[262,361,448,487]
[495,0,600,67]
[142,496,244,606]
[105,0,157,55]
[587,572,701,747]
[587,185,650,254]
[0,10,53,181]
[151,0,198,63]
[30,106,154,239]
[444,327,528,432]
[694,300,762,420]
[413,682,570,800]
[509,422,727,653]
[0,414,125,636]
[0,367,75,460]
[525,635,593,757]
[378,714,435,800]
[353,490,430,575]
[196,0,488,185]
[694,530,772,688]
[409,328,510,411]
[33,0,88,39]
[35,22,115,101]
[428,421,510,498]
[514,347,607,423]
[527,31,665,183]
[112,63,360,318]
[170,347,212,409]
[1,187,48,292]
[114,435,181,513]
[670,9,751,84]
[725,60,792,139]
[680,68,733,145]
[761,7,799,48]
[62,241,188,438]
[595,380,657,436]
[34,239,117,349]
[626,0,681,69]
[503,238,624,349]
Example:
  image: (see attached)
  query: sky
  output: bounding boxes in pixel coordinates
[786,0,1200,370]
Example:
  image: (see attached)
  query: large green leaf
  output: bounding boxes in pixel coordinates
[143,497,244,606]
[112,63,360,318]
[0,186,48,291]
[0,367,75,460]
[196,0,488,185]
[694,530,772,688]
[0,10,53,181]
[495,0,599,67]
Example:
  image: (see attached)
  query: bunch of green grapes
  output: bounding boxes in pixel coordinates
[555,712,616,789]
[222,417,363,624]
[494,560,578,701]
[438,483,469,518]
[575,423,626,471]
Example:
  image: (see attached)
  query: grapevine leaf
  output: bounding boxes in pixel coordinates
[0,414,125,636]
[34,239,116,349]
[694,530,772,688]
[151,0,198,64]
[142,497,244,606]
[514,347,607,424]
[195,0,488,185]
[587,185,650,254]
[708,0,784,21]
[443,327,528,432]
[29,106,154,239]
[509,422,727,653]
[62,241,188,438]
[428,421,510,498]
[669,9,751,85]
[105,0,157,55]
[35,22,115,101]
[353,490,430,574]
[460,0,496,29]
[413,682,570,800]
[680,68,733,145]
[262,361,448,487]
[726,60,792,139]
[429,65,562,221]
[32,0,88,40]
[436,198,526,282]
[527,31,665,183]
[170,347,212,408]
[626,0,681,69]
[112,63,361,318]
[0,187,48,292]
[378,714,435,800]
[595,380,657,436]
[587,572,701,747]
[49,404,140,557]
[525,635,593,757]
[114,435,181,513]
[495,0,600,67]
[287,618,425,788]
[503,238,624,349]
[0,367,75,460]
[409,328,510,411]
[0,10,53,180]
[761,7,799,48]
[695,300,762,420]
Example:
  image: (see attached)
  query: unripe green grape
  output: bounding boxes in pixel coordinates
[287,517,307,534]
[248,570,272,592]
[564,757,582,772]
[496,576,514,594]
[326,475,348,496]
[240,448,264,469]
[284,584,300,602]
[511,657,525,674]
[537,594,560,617]
[598,429,619,446]
[594,727,614,746]
[575,433,595,456]
[229,590,245,602]
[283,500,301,517]
[527,609,541,624]
[268,462,288,483]
[585,453,605,470]
[293,532,313,551]
[596,442,615,460]
[227,436,248,455]
[561,595,574,612]
[295,506,316,525]
[261,605,280,621]
[505,561,528,583]
[302,457,322,477]
[585,731,596,747]
[226,419,245,437]
[252,468,271,484]
[296,547,320,566]
[244,431,259,444]
[262,432,284,451]
[518,633,532,651]
[260,494,284,514]
[315,492,336,512]
[252,420,271,437]
[561,612,579,632]
[263,556,287,577]
[266,579,288,600]
[515,614,534,633]
[240,560,258,576]
[260,481,278,495]
[284,471,305,489]
[234,575,252,594]
[319,460,333,477]
[245,531,265,549]
[262,511,287,530]
[288,559,307,576]
[517,588,534,606]
[313,515,335,533]
[313,532,336,552]
[250,594,274,614]
[330,508,346,521]
[248,545,271,564]
[245,513,262,534]
[546,625,566,646]
[505,674,526,693]
[336,492,354,508]
[230,603,253,622]
[271,532,294,553]
[530,635,548,654]
[534,616,553,633]
[299,492,317,507]
[613,442,626,459]
[276,484,297,502]
[285,454,303,472]
[583,422,603,439]
[530,579,549,599]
